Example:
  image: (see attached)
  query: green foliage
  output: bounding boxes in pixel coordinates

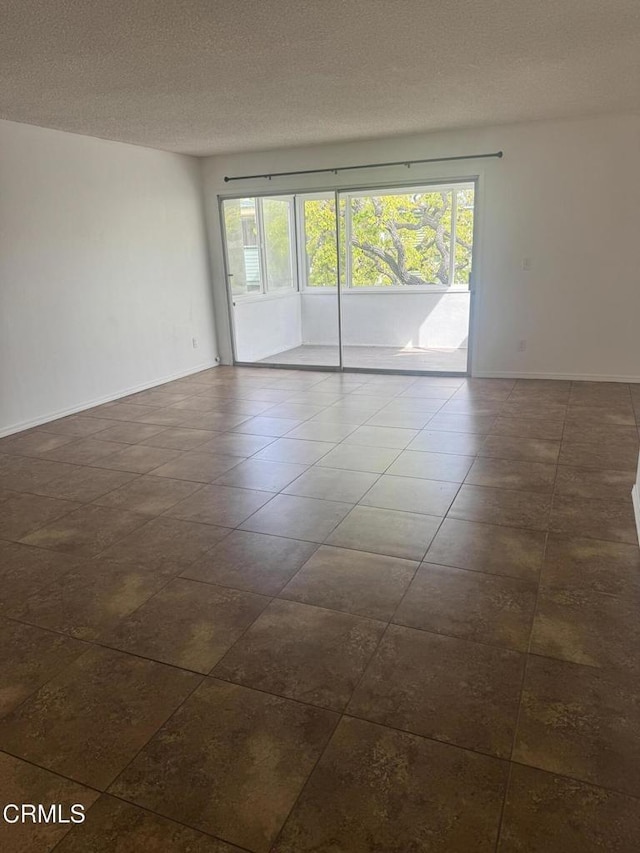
[303,198,346,286]
[224,187,475,294]
[262,198,293,288]
[305,188,474,287]
[454,188,474,283]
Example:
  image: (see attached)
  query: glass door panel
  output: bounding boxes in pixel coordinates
[338,184,473,374]
[222,197,261,298]
[222,184,473,374]
[221,194,341,368]
[263,196,295,292]
[295,193,344,368]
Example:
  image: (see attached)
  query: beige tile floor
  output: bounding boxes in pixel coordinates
[0,367,639,852]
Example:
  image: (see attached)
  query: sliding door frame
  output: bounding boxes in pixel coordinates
[218,174,479,376]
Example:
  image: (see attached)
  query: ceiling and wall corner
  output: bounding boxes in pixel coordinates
[1,0,639,156]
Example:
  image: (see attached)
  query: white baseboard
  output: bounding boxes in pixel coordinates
[632,484,640,547]
[472,370,640,383]
[0,360,219,439]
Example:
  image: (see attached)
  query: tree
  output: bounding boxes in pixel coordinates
[303,198,345,287]
[304,188,474,287]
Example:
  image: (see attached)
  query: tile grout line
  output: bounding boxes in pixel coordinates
[489,379,556,853]
[265,568,408,851]
[47,792,257,853]
[3,371,640,849]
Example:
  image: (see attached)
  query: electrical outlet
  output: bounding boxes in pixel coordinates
[521,258,532,271]
[192,337,198,349]
[517,339,527,352]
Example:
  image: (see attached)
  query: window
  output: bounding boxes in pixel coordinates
[222,182,475,297]
[348,184,474,288]
[222,198,260,296]
[262,197,295,291]
[222,196,296,297]
[301,194,345,288]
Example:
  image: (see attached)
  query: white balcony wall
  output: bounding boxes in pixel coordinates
[301,291,469,349]
[233,292,302,362]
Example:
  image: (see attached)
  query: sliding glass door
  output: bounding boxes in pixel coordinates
[338,183,474,373]
[221,195,340,367]
[221,194,341,368]
[220,179,475,374]
[295,193,343,367]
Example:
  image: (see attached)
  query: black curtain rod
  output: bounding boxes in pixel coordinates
[223,150,503,182]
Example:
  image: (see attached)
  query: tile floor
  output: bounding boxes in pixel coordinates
[0,367,639,852]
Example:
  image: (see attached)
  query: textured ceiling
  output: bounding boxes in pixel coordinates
[1,0,639,156]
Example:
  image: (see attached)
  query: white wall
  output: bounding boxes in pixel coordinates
[202,113,640,381]
[301,291,469,350]
[234,292,302,361]
[0,119,218,435]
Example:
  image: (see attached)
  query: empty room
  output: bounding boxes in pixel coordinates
[1,2,640,851]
